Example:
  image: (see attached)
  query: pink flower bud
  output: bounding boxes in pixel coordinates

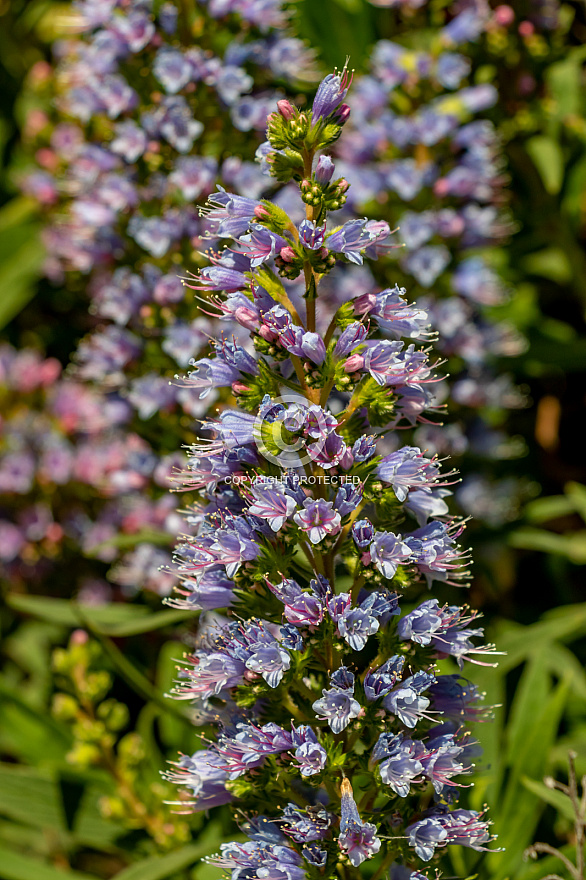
[234,306,259,330]
[337,178,350,193]
[279,245,297,263]
[494,5,514,26]
[344,354,365,373]
[259,325,276,342]
[277,100,296,121]
[232,381,250,395]
[335,104,351,124]
[254,204,270,220]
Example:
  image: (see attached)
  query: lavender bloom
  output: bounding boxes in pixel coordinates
[315,155,335,184]
[370,530,413,579]
[377,446,442,502]
[164,749,232,811]
[152,69,499,875]
[373,733,424,797]
[384,671,436,728]
[298,220,326,250]
[312,67,351,120]
[293,498,341,544]
[248,478,297,530]
[312,673,361,733]
[327,218,391,264]
[364,655,405,701]
[339,779,382,866]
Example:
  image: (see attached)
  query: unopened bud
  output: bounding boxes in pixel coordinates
[334,104,351,124]
[277,100,296,121]
[279,245,297,263]
[254,205,270,220]
[232,381,250,395]
[315,155,335,185]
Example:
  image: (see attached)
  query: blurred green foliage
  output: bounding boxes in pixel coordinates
[1,0,586,878]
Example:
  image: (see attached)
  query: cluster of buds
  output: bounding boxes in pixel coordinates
[163,73,501,878]
[52,631,189,849]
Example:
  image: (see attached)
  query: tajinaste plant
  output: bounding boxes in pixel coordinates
[15,0,314,595]
[164,71,501,877]
[323,1,532,526]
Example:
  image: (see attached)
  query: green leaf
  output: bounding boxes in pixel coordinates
[522,247,571,284]
[0,682,70,763]
[0,764,66,832]
[112,831,222,880]
[520,776,576,824]
[6,594,150,628]
[566,482,586,521]
[524,494,577,524]
[0,237,44,330]
[0,847,95,880]
[505,653,551,764]
[526,136,564,195]
[5,595,195,636]
[508,528,586,564]
[488,675,572,880]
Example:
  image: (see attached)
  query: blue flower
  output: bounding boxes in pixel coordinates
[384,671,436,728]
[248,479,297,531]
[312,676,361,734]
[364,655,405,701]
[338,778,382,866]
[312,68,351,121]
[327,218,391,264]
[370,530,413,579]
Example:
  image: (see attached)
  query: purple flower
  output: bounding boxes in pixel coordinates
[327,218,391,264]
[294,498,341,544]
[404,487,450,527]
[338,603,379,651]
[315,155,335,184]
[364,655,405,701]
[334,322,368,356]
[153,46,193,93]
[352,518,374,548]
[334,482,363,516]
[338,779,382,866]
[420,733,467,794]
[370,530,413,579]
[405,816,448,861]
[246,644,291,688]
[428,675,488,723]
[248,478,297,531]
[298,220,326,250]
[285,329,327,365]
[377,446,441,502]
[373,733,424,797]
[240,223,287,267]
[294,740,327,776]
[169,156,217,201]
[164,749,232,811]
[402,245,451,287]
[312,68,351,121]
[384,671,436,728]
[405,521,469,587]
[204,187,260,238]
[159,96,203,153]
[282,804,333,841]
[166,568,235,611]
[312,677,361,734]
